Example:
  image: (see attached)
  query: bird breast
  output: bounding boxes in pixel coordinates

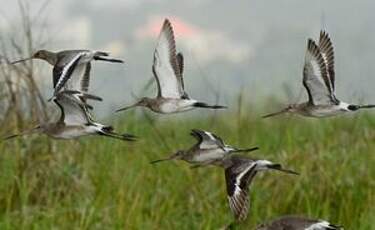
[158,99,197,113]
[190,148,226,163]
[303,104,347,117]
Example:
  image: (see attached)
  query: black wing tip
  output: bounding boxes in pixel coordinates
[319,30,332,42]
[320,30,329,37]
[163,18,172,27]
[319,31,333,48]
[177,52,183,57]
[307,38,318,51]
[162,18,173,33]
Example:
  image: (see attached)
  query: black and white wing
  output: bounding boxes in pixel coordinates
[225,157,257,222]
[303,39,337,105]
[190,129,225,150]
[152,19,186,99]
[53,52,87,94]
[54,92,91,126]
[319,31,335,92]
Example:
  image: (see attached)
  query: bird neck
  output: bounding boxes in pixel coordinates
[42,50,58,65]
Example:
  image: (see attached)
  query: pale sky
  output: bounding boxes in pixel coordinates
[1,0,375,115]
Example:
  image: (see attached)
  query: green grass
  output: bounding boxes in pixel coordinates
[0,111,374,229]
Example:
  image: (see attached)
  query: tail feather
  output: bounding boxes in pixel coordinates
[194,102,227,109]
[94,51,110,56]
[231,147,259,153]
[97,127,136,141]
[94,56,124,63]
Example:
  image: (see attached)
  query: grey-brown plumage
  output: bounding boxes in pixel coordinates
[150,129,258,167]
[218,156,299,222]
[262,30,375,119]
[4,91,135,141]
[12,49,123,97]
[116,19,226,114]
[256,216,343,230]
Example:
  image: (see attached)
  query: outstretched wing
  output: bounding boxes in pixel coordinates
[303,39,336,105]
[152,19,185,99]
[225,160,257,222]
[53,52,86,94]
[319,31,335,91]
[54,92,91,126]
[190,129,225,149]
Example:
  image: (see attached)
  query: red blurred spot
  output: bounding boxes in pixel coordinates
[136,16,200,39]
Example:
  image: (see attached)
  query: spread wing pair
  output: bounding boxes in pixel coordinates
[303,31,338,105]
[153,19,188,99]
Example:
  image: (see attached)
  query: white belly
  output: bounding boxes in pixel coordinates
[159,99,197,114]
[191,149,226,163]
[302,103,349,118]
[48,126,95,139]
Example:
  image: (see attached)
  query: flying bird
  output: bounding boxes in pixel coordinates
[4,91,135,141]
[12,49,124,98]
[150,129,258,167]
[116,19,226,114]
[263,31,375,118]
[256,216,343,230]
[219,156,298,222]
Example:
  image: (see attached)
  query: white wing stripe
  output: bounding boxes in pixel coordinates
[235,162,256,189]
[55,53,85,92]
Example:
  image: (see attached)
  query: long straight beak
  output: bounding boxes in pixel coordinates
[267,164,299,175]
[3,125,41,140]
[262,108,288,119]
[11,57,32,64]
[116,102,140,113]
[150,154,176,164]
[232,147,259,153]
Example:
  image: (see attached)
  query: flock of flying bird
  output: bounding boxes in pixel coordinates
[5,18,375,229]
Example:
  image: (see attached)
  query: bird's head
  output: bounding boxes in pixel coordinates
[32,50,47,59]
[137,97,152,106]
[12,49,55,65]
[33,50,57,65]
